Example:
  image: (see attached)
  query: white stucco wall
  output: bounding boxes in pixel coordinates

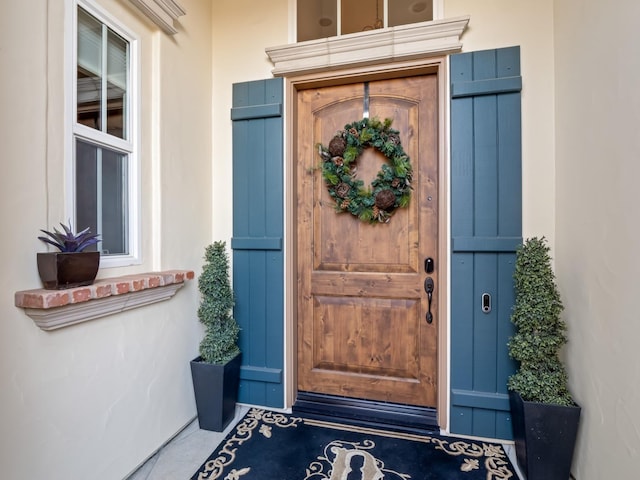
[444,0,556,242]
[0,0,212,478]
[554,1,640,478]
[210,0,289,242]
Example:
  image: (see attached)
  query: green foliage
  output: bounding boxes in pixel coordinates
[318,117,413,224]
[197,241,240,364]
[324,171,339,185]
[508,237,573,406]
[343,146,358,163]
[398,193,411,208]
[358,209,374,222]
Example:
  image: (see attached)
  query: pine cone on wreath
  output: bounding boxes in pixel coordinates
[375,189,396,210]
[328,136,347,157]
[335,182,351,199]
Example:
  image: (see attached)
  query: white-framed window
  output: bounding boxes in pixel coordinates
[296,0,438,42]
[71,0,139,267]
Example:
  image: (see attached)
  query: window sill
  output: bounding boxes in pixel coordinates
[15,270,194,331]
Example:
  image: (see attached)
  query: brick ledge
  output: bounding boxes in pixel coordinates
[15,270,194,331]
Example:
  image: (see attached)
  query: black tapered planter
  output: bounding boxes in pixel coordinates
[509,390,581,480]
[37,251,100,290]
[190,353,241,432]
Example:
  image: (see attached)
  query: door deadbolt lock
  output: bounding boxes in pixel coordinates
[425,257,435,274]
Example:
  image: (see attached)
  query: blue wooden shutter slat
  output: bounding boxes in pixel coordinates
[248,120,266,231]
[474,95,499,236]
[452,237,522,252]
[497,254,518,384]
[498,92,523,235]
[450,46,522,440]
[497,46,521,77]
[472,253,498,391]
[232,78,284,408]
[231,237,282,250]
[451,77,522,98]
[230,103,282,120]
[451,98,474,237]
[451,390,511,410]
[240,366,282,383]
[450,254,474,387]
[261,90,285,408]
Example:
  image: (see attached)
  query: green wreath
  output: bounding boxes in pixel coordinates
[319,117,412,223]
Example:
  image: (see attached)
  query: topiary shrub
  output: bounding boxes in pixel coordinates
[508,237,573,406]
[197,241,240,364]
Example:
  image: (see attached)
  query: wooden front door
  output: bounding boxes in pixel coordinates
[296,75,439,408]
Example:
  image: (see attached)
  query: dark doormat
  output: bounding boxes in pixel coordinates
[191,408,517,479]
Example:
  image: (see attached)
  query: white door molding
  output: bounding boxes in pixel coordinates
[266,16,469,76]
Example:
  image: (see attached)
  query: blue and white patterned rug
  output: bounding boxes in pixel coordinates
[191,408,517,479]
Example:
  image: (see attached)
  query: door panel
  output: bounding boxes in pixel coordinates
[296,75,438,408]
[312,295,421,377]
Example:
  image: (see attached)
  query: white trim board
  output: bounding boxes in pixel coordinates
[267,16,469,76]
[128,0,185,34]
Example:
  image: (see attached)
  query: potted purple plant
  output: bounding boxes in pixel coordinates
[37,222,101,290]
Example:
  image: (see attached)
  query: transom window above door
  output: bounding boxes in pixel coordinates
[297,0,434,42]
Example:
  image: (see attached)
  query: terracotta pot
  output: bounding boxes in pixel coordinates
[37,251,100,290]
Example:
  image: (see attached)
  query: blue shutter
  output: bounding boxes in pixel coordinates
[450,47,522,440]
[231,78,284,408]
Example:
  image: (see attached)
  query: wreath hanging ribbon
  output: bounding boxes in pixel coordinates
[318,117,413,224]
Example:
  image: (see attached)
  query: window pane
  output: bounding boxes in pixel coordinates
[106,29,128,139]
[77,7,128,140]
[77,8,102,131]
[388,0,432,27]
[76,139,129,256]
[296,0,434,40]
[297,0,337,42]
[342,0,383,35]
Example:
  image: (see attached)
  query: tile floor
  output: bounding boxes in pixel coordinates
[125,405,251,480]
[125,404,524,479]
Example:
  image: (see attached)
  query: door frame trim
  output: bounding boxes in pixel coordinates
[282,57,449,429]
[267,16,468,76]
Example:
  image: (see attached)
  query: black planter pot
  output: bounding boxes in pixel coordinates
[190,353,242,432]
[37,251,100,290]
[509,390,581,480]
